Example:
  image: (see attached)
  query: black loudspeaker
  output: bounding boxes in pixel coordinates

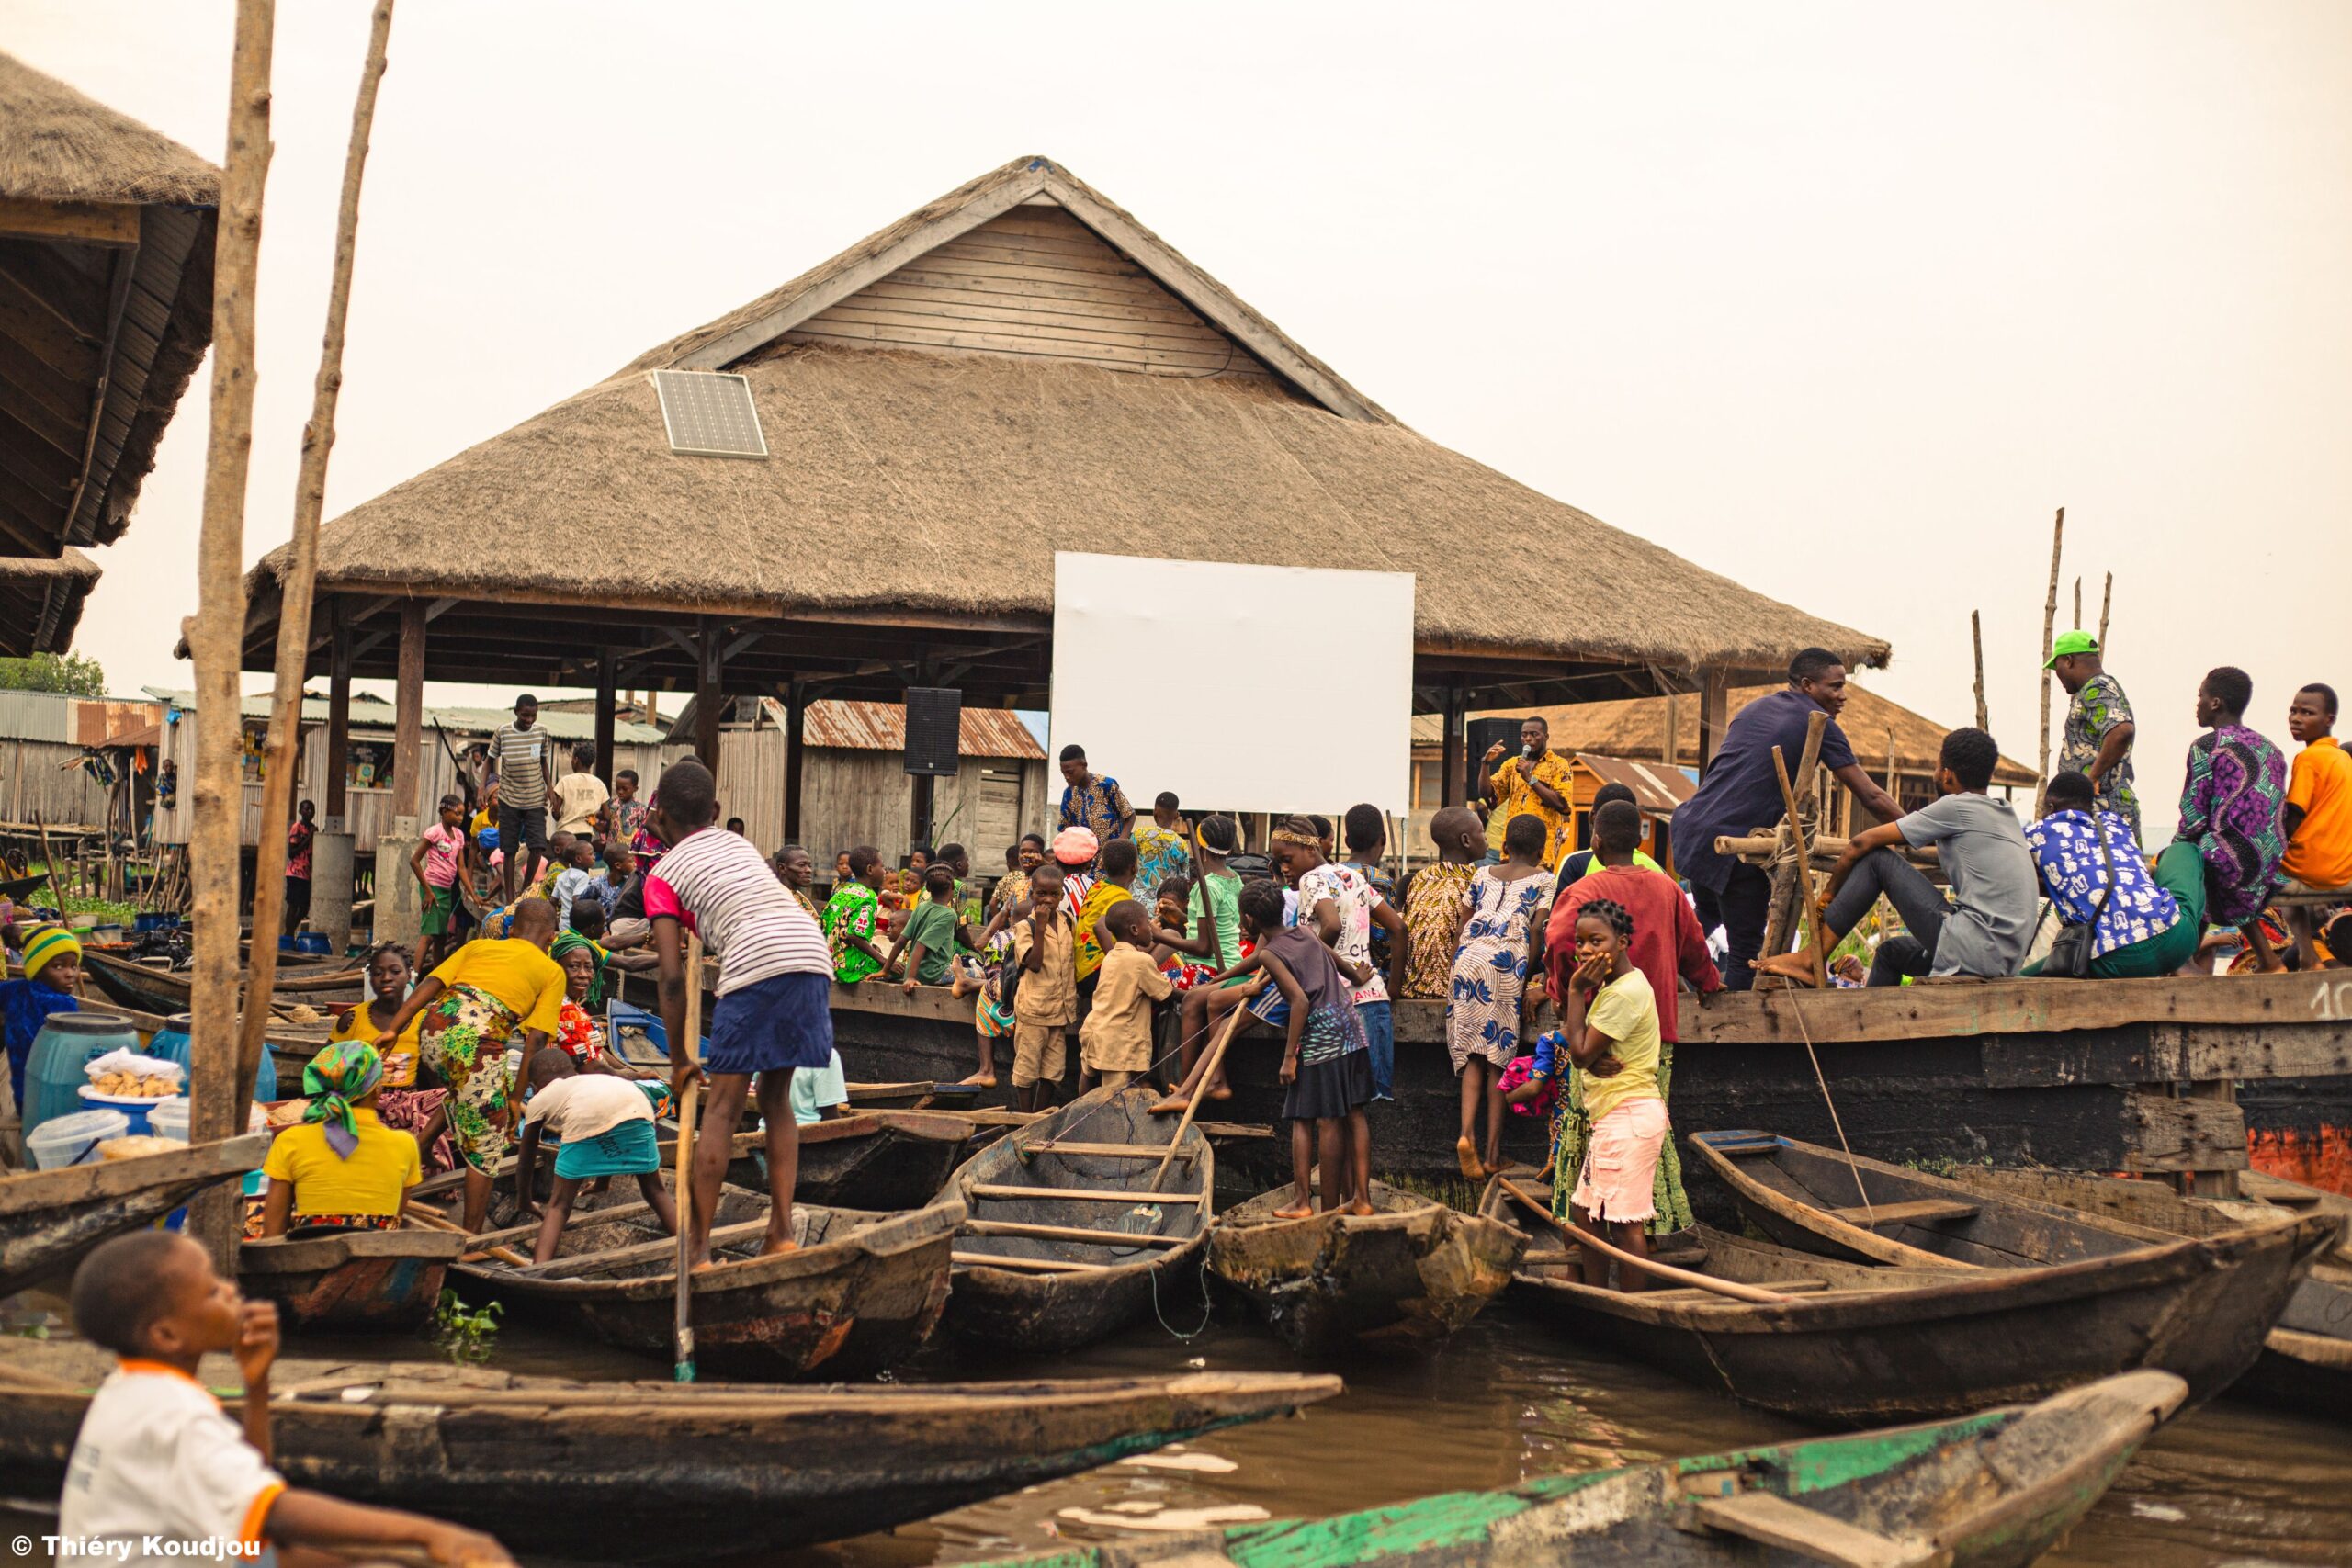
[1465,716,1524,798]
[903,687,963,777]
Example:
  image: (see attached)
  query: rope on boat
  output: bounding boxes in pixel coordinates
[1149,1252,1215,1343]
[1781,989,1873,1224]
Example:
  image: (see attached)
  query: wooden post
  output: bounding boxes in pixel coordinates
[1661,691,1680,771]
[695,624,723,781]
[2037,506,2064,788]
[1757,709,1829,964]
[391,601,424,819]
[1970,610,1988,733]
[231,0,395,1130]
[1439,679,1465,807]
[2072,575,2082,633]
[1696,669,1729,777]
[323,617,352,827]
[2098,571,2112,655]
[185,0,277,1270]
[594,650,616,783]
[783,679,807,843]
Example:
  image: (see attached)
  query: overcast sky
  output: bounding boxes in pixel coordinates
[14,1,2351,840]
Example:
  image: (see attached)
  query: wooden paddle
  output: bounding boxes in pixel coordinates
[403,1204,528,1267]
[1148,1003,1245,1192]
[1495,1177,1792,1304]
[673,930,704,1382]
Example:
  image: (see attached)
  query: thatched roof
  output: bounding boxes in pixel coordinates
[0,52,218,206]
[252,155,1887,686]
[0,548,99,655]
[1411,680,2038,786]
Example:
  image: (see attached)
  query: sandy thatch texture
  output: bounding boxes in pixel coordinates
[0,548,100,656]
[0,52,218,206]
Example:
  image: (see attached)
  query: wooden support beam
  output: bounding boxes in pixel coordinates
[61,237,139,544]
[1696,668,1729,776]
[324,612,352,825]
[390,600,424,819]
[1439,678,1465,807]
[0,196,141,248]
[783,679,806,842]
[695,623,723,778]
[594,648,616,783]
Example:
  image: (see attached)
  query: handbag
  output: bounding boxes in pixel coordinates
[2043,811,2117,978]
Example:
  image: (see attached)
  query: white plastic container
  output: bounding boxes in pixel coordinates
[146,1097,192,1142]
[26,1108,131,1169]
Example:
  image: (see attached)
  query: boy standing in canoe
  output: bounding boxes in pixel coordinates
[646,761,835,1266]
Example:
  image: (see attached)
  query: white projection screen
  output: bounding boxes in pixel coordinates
[1050,553,1415,817]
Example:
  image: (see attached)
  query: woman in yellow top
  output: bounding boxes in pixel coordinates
[368,897,568,1232]
[1549,897,1667,1292]
[327,943,451,1171]
[260,1042,421,1235]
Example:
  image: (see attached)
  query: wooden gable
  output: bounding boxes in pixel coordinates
[775,201,1291,388]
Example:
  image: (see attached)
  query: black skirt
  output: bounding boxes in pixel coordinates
[1282,1049,1375,1122]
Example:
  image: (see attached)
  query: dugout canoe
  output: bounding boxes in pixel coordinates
[942,1082,1213,1352]
[79,947,363,1015]
[1207,1181,1524,1355]
[967,1370,2187,1568]
[1478,1174,2333,1424]
[237,1227,465,1333]
[0,1337,1340,1565]
[1944,1165,2352,1423]
[447,1184,964,1378]
[0,1132,271,1298]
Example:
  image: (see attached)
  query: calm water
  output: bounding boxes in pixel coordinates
[8,1296,2346,1566]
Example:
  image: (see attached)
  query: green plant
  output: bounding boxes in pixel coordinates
[426,1289,503,1365]
[0,651,107,695]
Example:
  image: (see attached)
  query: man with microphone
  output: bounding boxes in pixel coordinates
[1482,716,1575,871]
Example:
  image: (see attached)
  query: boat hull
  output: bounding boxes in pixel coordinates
[238,1229,464,1332]
[1208,1182,1524,1355]
[0,1134,272,1297]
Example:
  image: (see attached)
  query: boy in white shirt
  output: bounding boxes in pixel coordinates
[516,1048,678,1263]
[60,1230,511,1566]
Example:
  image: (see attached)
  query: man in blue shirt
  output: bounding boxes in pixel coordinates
[2018,771,2203,977]
[1671,649,1905,989]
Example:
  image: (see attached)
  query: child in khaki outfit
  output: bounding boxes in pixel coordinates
[1010,865,1077,1110]
[1079,900,1172,1091]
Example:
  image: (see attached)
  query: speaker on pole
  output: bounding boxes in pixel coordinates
[904,688,963,777]
[1464,716,1522,800]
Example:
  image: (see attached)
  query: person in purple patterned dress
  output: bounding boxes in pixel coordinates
[2172,666,2289,964]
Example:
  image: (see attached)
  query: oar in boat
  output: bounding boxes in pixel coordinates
[1148,1005,1245,1192]
[673,930,705,1382]
[406,1202,529,1267]
[1495,1177,1792,1304]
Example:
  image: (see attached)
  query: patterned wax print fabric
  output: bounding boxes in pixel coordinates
[1402,862,1476,999]
[1131,823,1191,902]
[1058,774,1132,841]
[609,796,648,847]
[2023,808,2180,959]
[418,984,524,1174]
[287,821,314,881]
[822,880,884,984]
[1072,877,1129,981]
[2176,725,2289,926]
[1487,750,1577,870]
[1296,862,1385,1004]
[2059,673,2141,837]
[1522,1027,1694,1237]
[1445,867,1551,1070]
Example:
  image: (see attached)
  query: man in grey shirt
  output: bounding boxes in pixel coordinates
[1754,728,2037,987]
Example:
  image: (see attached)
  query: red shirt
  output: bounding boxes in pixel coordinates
[287,821,314,882]
[1545,863,1720,1042]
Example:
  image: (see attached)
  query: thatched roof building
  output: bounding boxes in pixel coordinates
[0,547,98,654]
[0,52,218,558]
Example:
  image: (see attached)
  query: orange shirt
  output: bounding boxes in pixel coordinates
[2282,735,2352,889]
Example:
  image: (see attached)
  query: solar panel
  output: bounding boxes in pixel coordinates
[650,369,768,458]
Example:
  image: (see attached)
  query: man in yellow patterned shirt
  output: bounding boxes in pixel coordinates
[1483,716,1576,871]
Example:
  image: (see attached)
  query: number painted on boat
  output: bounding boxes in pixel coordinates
[2313,979,2352,1021]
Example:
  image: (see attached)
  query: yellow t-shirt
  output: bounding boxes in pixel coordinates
[328,1001,424,1088]
[261,1109,421,1217]
[1581,967,1663,1125]
[429,938,567,1036]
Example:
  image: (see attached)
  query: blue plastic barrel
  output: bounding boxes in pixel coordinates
[23,1012,139,1139]
[293,932,332,957]
[144,1012,276,1103]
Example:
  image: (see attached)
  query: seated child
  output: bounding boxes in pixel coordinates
[1078,900,1172,1091]
[260,1043,422,1236]
[1148,874,1216,991]
[1544,897,1667,1292]
[2,922,81,1115]
[888,864,969,991]
[952,952,1013,1088]
[62,1231,513,1566]
[791,1046,852,1124]
[515,1048,677,1265]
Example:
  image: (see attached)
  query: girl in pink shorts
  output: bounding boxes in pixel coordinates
[1556,899,1668,1291]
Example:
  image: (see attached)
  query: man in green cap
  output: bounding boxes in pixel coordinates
[2049,631,2139,838]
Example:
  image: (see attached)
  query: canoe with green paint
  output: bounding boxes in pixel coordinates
[965,1369,2185,1568]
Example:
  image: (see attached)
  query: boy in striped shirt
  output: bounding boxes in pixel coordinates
[645,760,836,1265]
[492,693,555,903]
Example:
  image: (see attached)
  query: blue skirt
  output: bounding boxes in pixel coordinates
[704,970,835,1077]
[553,1118,660,1179]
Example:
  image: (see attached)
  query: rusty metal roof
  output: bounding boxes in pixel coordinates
[771,698,1045,760]
[1575,752,1697,817]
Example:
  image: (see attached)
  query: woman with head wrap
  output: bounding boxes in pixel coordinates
[327,943,453,1172]
[1,922,81,1114]
[258,1042,422,1236]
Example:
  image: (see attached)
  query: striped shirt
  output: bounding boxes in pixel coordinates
[492,722,551,808]
[641,827,831,996]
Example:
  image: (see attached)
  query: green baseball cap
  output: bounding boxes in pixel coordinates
[2044,630,2098,669]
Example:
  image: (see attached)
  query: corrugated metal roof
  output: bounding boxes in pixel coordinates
[140,689,669,744]
[773,697,1045,760]
[1575,752,1698,817]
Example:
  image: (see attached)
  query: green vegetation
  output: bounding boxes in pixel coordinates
[426,1290,503,1365]
[0,651,106,696]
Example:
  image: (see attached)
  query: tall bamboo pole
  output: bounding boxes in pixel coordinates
[2072,575,2082,632]
[2036,507,2064,788]
[240,0,396,1104]
[1971,610,1988,732]
[2098,571,2113,655]
[185,0,277,1269]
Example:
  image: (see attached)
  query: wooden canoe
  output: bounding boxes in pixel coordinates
[0,1133,272,1298]
[1945,1165,2352,1423]
[445,1184,964,1378]
[238,1227,465,1333]
[1208,1181,1525,1355]
[941,1082,1213,1352]
[1479,1175,2335,1424]
[80,947,362,1015]
[0,1337,1340,1565]
[965,1370,2188,1568]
